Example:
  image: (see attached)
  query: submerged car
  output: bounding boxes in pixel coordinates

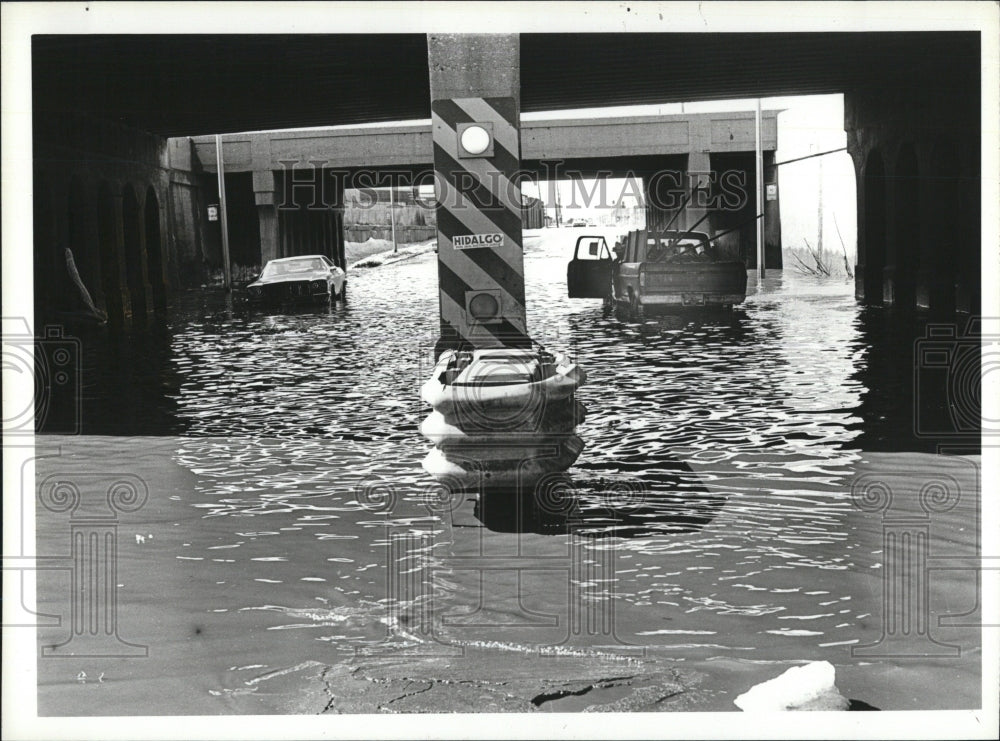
[247,255,346,304]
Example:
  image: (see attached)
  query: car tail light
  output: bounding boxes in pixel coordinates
[639,270,646,288]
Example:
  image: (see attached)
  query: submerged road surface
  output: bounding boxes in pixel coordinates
[35,228,981,714]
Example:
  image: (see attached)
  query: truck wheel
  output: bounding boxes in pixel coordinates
[614,297,628,321]
[629,291,643,320]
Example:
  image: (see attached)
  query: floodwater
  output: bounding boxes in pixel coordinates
[35,228,981,714]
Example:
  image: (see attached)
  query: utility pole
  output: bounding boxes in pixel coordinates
[215,134,232,291]
[754,99,765,280]
[389,186,398,253]
[817,148,824,258]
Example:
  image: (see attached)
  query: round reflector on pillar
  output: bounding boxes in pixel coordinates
[467,290,501,322]
[461,125,491,155]
[457,122,494,158]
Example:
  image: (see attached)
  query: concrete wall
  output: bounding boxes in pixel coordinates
[34,113,207,327]
[345,225,437,244]
[845,83,979,313]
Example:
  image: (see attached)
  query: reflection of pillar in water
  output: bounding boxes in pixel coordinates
[852,478,960,658]
[40,476,148,657]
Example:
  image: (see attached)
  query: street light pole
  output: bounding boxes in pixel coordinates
[215,134,232,291]
[754,99,766,281]
[389,186,398,253]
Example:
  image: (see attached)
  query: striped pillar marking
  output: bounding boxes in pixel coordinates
[432,96,529,349]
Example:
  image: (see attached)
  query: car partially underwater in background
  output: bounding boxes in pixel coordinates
[247,255,346,305]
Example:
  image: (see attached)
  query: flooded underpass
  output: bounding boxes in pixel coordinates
[35,229,981,715]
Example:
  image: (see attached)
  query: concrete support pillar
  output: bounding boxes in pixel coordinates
[763,151,783,269]
[852,156,867,301]
[47,179,72,311]
[916,145,961,314]
[148,184,171,300]
[110,193,134,323]
[882,159,900,308]
[886,145,919,311]
[133,205,156,320]
[258,205,279,264]
[685,151,711,232]
[141,189,167,312]
[328,172,346,270]
[427,33,529,351]
[254,170,279,264]
[84,196,108,314]
[954,149,980,314]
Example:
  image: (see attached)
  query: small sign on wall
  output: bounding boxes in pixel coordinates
[207,204,219,222]
[454,233,504,250]
[766,184,778,201]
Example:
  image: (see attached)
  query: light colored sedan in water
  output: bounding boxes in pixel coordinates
[247,254,346,304]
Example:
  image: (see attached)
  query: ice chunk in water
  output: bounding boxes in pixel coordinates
[734,661,850,711]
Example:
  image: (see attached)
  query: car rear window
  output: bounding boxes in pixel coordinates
[262,258,324,277]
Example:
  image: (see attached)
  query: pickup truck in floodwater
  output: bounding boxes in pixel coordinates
[567,230,748,318]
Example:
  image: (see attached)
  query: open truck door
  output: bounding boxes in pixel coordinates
[567,235,614,299]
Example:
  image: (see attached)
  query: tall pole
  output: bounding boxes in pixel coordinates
[817,150,824,257]
[389,186,398,253]
[755,99,765,280]
[215,134,232,291]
